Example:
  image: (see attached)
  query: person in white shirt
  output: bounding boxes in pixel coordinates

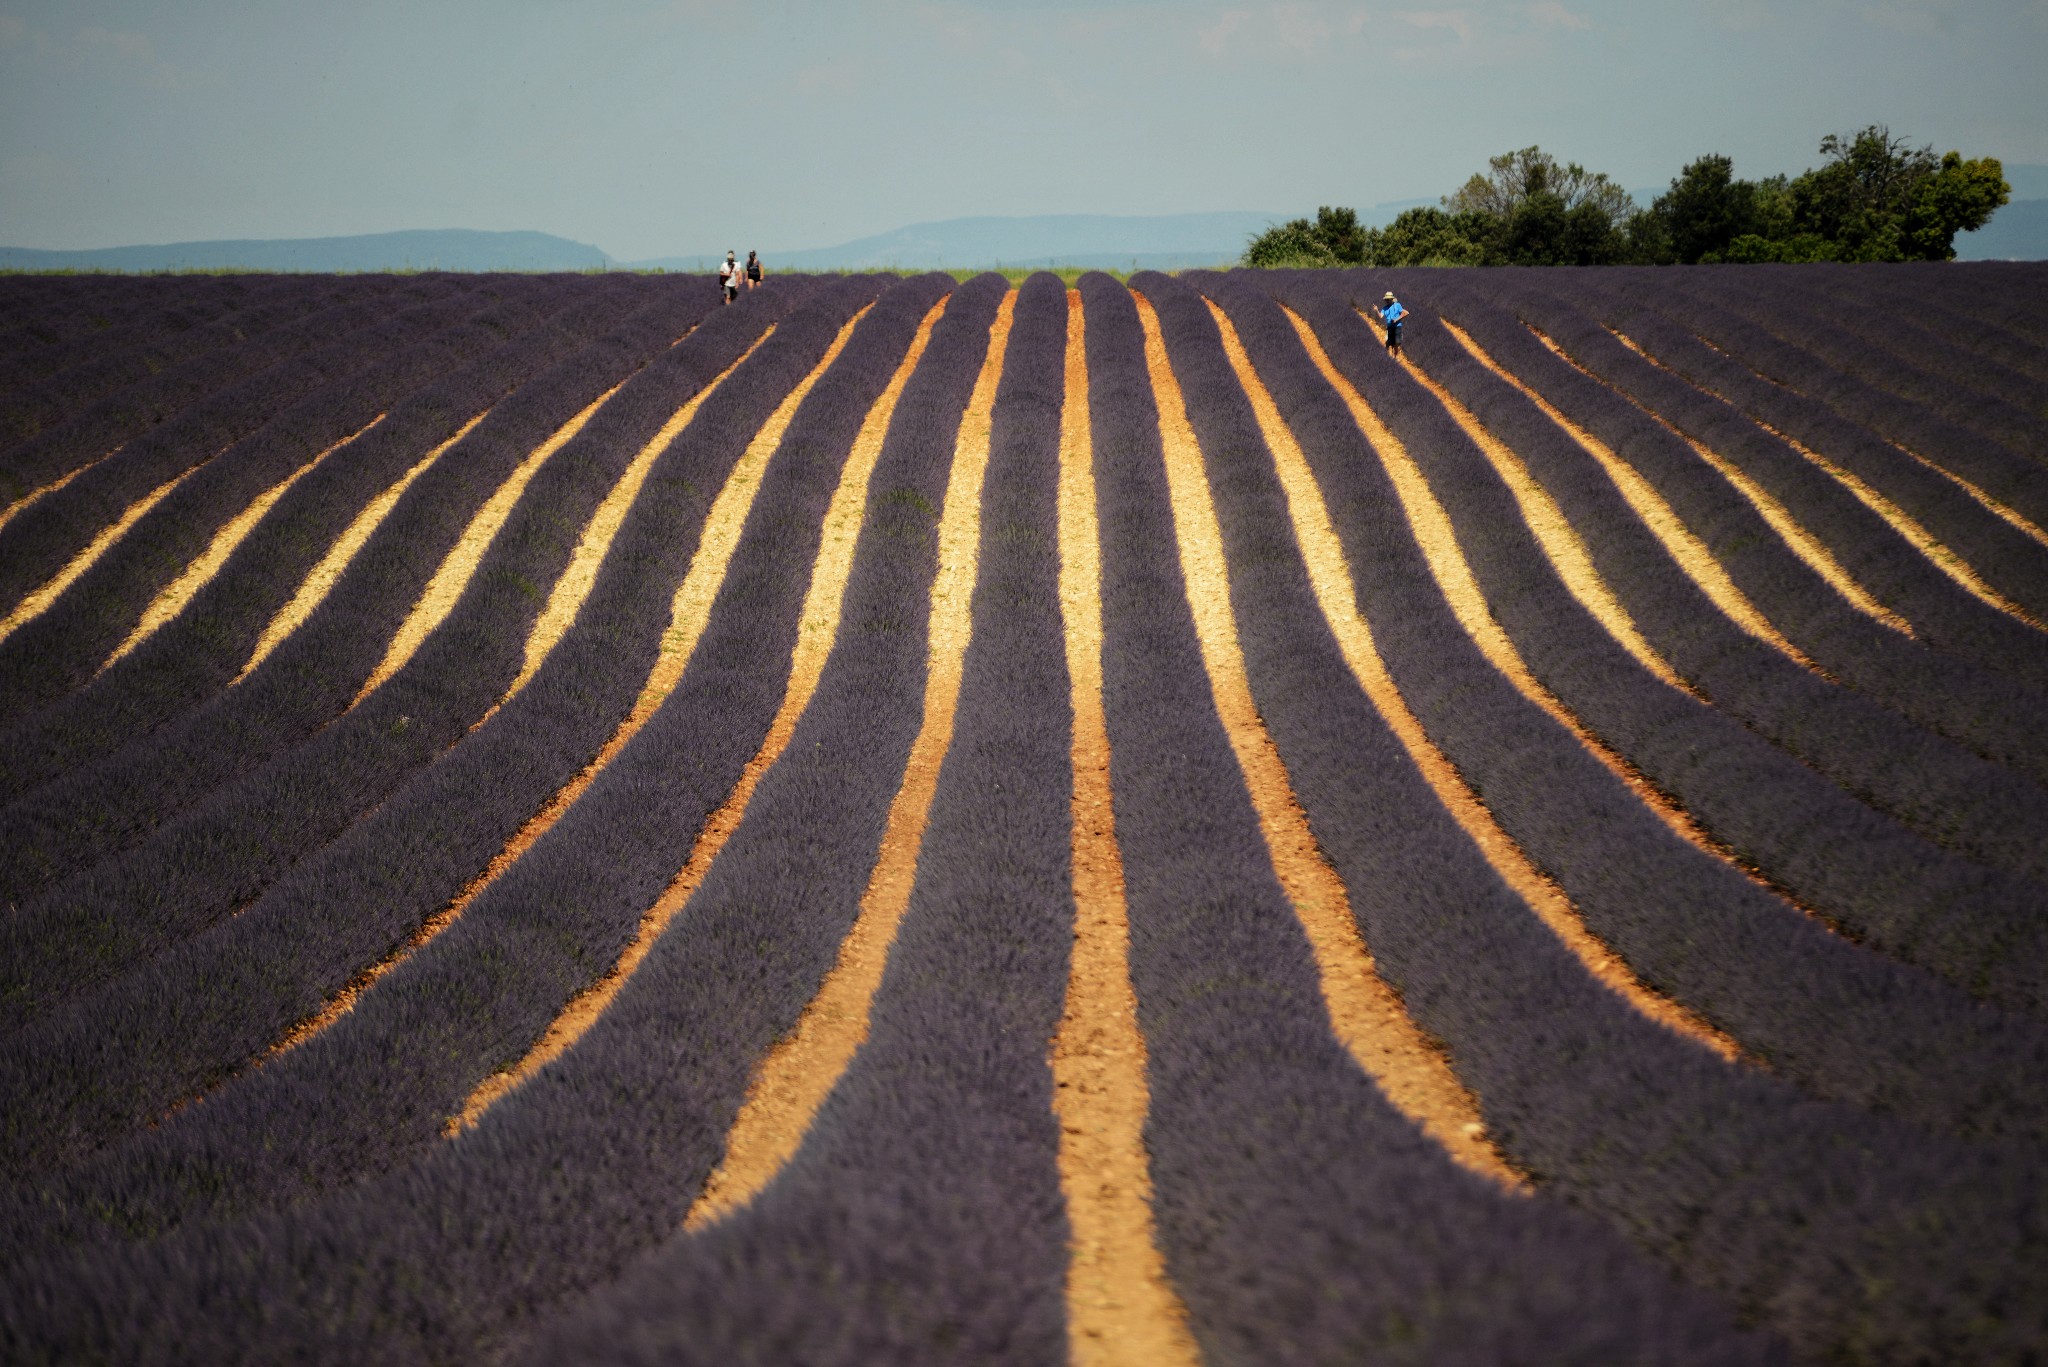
[718,251,739,305]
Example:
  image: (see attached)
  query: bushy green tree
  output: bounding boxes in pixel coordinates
[1646,155,1756,263]
[1445,146,1637,226]
[1240,124,2009,270]
[1362,207,1495,266]
[1786,126,2007,261]
[1242,148,1638,269]
[1443,146,1640,265]
[1242,205,1370,267]
[1902,151,2011,259]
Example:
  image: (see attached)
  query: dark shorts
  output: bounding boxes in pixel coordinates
[747,268,761,282]
[1386,320,1404,346]
[724,281,739,299]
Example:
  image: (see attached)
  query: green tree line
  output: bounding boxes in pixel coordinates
[1245,126,2010,268]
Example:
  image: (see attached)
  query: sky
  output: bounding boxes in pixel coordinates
[1,0,2043,261]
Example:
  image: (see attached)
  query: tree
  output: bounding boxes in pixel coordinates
[1242,217,1332,268]
[1363,207,1495,267]
[1648,155,1761,264]
[1445,146,1638,227]
[1788,125,2008,261]
[1242,147,1641,269]
[1238,124,2009,271]
[1902,151,2010,259]
[1242,205,1369,267]
[1445,146,1639,265]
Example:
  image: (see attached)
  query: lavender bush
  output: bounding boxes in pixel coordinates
[0,278,474,611]
[0,278,655,805]
[0,280,582,724]
[0,282,805,1048]
[0,281,714,906]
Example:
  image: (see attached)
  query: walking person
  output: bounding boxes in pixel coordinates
[1377,290,1408,359]
[718,251,740,305]
[745,250,763,292]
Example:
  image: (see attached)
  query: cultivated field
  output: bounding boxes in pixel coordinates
[0,261,2045,1363]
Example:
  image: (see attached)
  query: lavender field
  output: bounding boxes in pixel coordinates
[0,262,2045,1364]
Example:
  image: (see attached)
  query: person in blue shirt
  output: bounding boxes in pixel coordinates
[1377,290,1408,359]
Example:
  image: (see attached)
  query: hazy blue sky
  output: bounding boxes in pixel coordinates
[2,0,2042,260]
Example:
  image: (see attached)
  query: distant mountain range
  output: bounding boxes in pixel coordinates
[1956,199,2048,262]
[630,211,1295,273]
[0,229,610,274]
[3,171,2043,273]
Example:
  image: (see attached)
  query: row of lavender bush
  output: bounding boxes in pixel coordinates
[1674,268,2045,456]
[2,280,254,440]
[0,273,1001,1362]
[0,275,264,392]
[0,278,381,458]
[0,275,298,393]
[0,278,582,727]
[1214,270,2048,1362]
[1821,270,2048,414]
[1298,271,2048,1018]
[1388,279,2048,891]
[0,276,654,808]
[0,280,780,1051]
[1801,262,2048,377]
[0,280,708,909]
[1802,261,2048,352]
[520,270,1078,1365]
[0,274,850,1189]
[0,276,150,363]
[0,276,465,589]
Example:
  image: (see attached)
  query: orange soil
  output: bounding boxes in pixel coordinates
[236,410,492,684]
[1145,292,1560,1176]
[1609,328,2044,632]
[1049,292,1203,1365]
[0,466,201,646]
[685,291,1016,1229]
[1440,319,1820,672]
[496,326,783,711]
[269,315,859,1068]
[350,380,627,707]
[101,415,387,672]
[0,447,122,536]
[1270,304,1745,1067]
[1354,310,1686,693]
[450,298,946,1136]
[1527,324,1912,636]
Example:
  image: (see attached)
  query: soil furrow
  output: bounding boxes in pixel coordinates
[687,290,1011,1225]
[452,296,916,1129]
[1047,288,1200,1365]
[1082,270,1770,1364]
